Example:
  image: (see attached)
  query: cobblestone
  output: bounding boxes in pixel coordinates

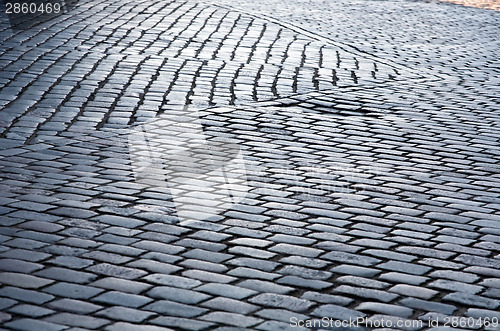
[91,291,153,309]
[7,304,54,318]
[96,307,156,323]
[3,319,67,331]
[400,298,457,316]
[238,279,294,294]
[356,302,413,318]
[249,294,313,312]
[142,300,207,318]
[1,0,499,328]
[0,272,53,289]
[200,312,262,327]
[47,299,102,315]
[44,313,109,329]
[312,304,365,320]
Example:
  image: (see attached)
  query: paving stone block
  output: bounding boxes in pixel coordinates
[92,215,145,229]
[7,304,55,318]
[455,254,500,269]
[322,251,380,266]
[238,279,294,294]
[148,287,211,305]
[0,272,54,289]
[189,230,232,242]
[59,238,99,249]
[179,259,228,273]
[4,318,66,331]
[175,238,226,252]
[312,304,365,320]
[17,221,64,233]
[43,282,104,300]
[132,241,185,255]
[200,312,263,327]
[278,265,332,280]
[227,267,279,281]
[83,251,134,264]
[0,311,12,324]
[301,291,353,306]
[464,266,500,278]
[125,259,181,274]
[44,313,110,329]
[228,246,276,259]
[227,258,280,272]
[400,298,457,315]
[50,207,97,219]
[249,293,313,312]
[40,245,88,257]
[92,291,153,308]
[143,274,202,289]
[90,278,152,294]
[277,275,332,290]
[96,307,156,323]
[389,284,438,300]
[86,263,147,280]
[106,322,173,331]
[0,249,51,262]
[255,309,309,325]
[35,267,98,284]
[48,299,103,314]
[143,300,207,318]
[364,249,416,262]
[465,308,500,321]
[378,272,429,286]
[140,252,181,264]
[300,207,352,219]
[257,320,308,331]
[419,258,465,270]
[330,265,381,278]
[196,283,257,300]
[357,302,413,318]
[0,259,43,273]
[267,234,315,245]
[0,286,54,305]
[269,243,323,257]
[429,279,483,294]
[397,246,456,259]
[181,270,237,284]
[97,244,144,258]
[443,292,499,309]
[279,256,329,269]
[181,249,233,263]
[334,285,398,303]
[48,256,94,269]
[377,261,432,275]
[336,275,389,289]
[201,297,259,314]
[94,234,139,246]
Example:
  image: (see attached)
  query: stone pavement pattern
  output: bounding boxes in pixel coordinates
[0,0,499,330]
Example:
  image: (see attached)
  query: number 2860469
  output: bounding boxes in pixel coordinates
[5,2,61,14]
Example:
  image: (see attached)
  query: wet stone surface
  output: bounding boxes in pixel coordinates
[0,0,500,330]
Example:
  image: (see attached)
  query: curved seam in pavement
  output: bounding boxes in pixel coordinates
[201,0,447,81]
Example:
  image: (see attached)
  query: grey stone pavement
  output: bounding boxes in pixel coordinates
[0,0,499,330]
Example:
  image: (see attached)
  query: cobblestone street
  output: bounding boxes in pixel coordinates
[0,0,499,330]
